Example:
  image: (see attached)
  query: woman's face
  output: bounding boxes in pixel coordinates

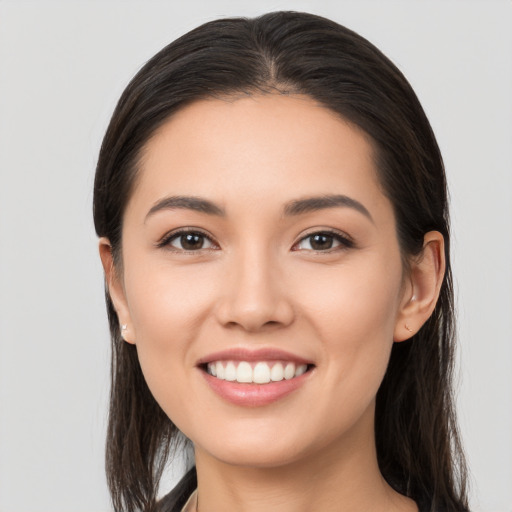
[112,94,411,468]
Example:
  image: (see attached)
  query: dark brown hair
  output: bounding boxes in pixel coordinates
[93,11,468,512]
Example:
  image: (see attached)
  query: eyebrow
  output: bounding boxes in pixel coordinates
[283,194,373,222]
[145,195,225,221]
[145,193,373,223]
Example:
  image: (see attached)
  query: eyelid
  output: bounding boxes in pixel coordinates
[156,227,219,251]
[292,228,355,251]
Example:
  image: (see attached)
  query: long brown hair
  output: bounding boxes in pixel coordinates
[93,11,468,512]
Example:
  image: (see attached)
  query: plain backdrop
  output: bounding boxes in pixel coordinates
[0,1,511,511]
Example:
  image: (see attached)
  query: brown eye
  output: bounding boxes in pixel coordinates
[294,231,353,252]
[167,231,215,251]
[309,233,335,250]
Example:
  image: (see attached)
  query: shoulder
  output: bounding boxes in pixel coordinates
[157,467,197,512]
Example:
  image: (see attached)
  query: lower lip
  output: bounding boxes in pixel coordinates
[201,369,311,407]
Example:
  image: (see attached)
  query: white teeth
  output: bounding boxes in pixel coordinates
[216,361,225,379]
[206,360,309,384]
[237,361,253,383]
[253,362,271,384]
[207,362,217,377]
[270,363,284,381]
[225,361,237,381]
[284,363,295,380]
[295,364,307,377]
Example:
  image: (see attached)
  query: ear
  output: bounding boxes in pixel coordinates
[394,231,446,342]
[98,237,136,344]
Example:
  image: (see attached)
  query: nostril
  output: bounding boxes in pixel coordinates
[222,318,287,333]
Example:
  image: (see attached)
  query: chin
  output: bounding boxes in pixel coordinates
[204,441,310,470]
[189,398,377,473]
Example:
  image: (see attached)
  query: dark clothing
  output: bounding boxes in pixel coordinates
[157,467,442,512]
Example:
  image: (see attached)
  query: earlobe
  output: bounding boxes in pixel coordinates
[394,231,445,342]
[98,238,136,344]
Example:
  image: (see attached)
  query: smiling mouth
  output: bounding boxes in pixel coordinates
[203,360,313,384]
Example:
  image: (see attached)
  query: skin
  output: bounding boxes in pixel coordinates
[100,94,445,511]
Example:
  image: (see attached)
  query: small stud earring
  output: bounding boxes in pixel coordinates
[405,324,413,333]
[121,324,127,331]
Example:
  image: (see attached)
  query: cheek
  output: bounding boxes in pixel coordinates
[125,259,218,340]
[297,256,402,340]
[295,256,402,396]
[120,258,222,409]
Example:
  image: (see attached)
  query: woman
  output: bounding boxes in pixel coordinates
[93,11,468,512]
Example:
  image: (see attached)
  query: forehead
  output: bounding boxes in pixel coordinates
[129,94,389,221]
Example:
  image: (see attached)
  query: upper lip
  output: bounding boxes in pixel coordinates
[196,347,314,366]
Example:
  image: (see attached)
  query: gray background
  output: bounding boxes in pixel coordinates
[0,1,510,511]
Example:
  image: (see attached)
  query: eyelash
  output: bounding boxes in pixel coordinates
[157,228,219,253]
[292,230,355,252]
[157,228,355,253]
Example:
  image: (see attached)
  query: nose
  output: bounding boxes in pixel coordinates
[214,245,295,332]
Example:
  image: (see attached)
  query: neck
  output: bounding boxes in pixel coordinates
[192,408,417,512]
